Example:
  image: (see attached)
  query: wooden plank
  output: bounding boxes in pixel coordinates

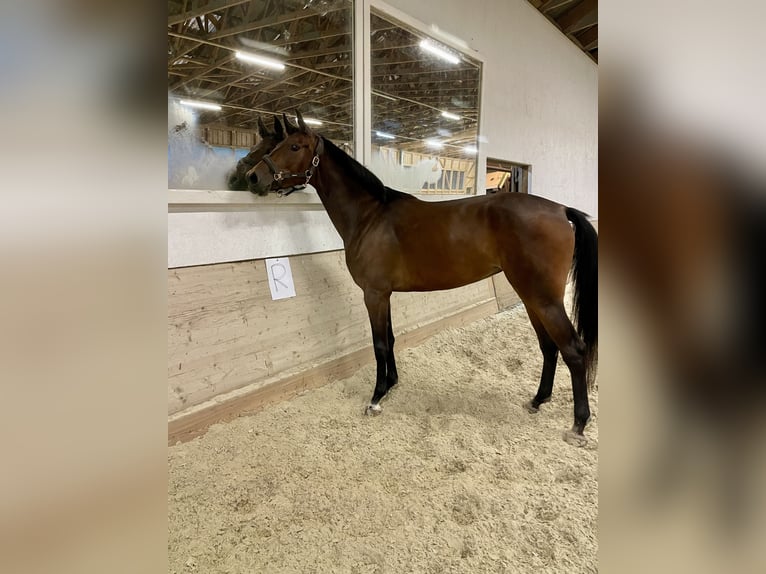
[492,272,522,310]
[464,160,476,194]
[168,299,499,445]
[168,251,495,415]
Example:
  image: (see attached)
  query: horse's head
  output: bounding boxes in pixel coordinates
[226,116,285,192]
[246,110,323,196]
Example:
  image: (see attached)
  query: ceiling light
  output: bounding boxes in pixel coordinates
[235,51,286,71]
[375,131,396,140]
[441,111,461,120]
[419,39,460,64]
[425,139,443,149]
[463,145,478,154]
[179,100,222,111]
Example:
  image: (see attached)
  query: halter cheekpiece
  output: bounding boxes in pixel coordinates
[262,136,324,197]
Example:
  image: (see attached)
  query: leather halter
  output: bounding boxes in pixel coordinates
[262,136,324,197]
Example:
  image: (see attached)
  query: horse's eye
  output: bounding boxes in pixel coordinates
[290,144,300,152]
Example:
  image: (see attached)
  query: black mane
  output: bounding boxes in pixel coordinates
[320,136,412,204]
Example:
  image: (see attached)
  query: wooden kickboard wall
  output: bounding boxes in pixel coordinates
[169,249,500,418]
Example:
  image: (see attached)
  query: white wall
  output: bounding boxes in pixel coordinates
[382,0,598,216]
[168,210,343,268]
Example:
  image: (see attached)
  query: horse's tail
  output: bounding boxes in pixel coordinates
[565,207,598,387]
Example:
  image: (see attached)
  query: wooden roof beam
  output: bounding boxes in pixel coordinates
[167,31,353,83]
[370,67,478,78]
[171,52,237,90]
[209,5,347,40]
[272,28,349,49]
[286,42,352,62]
[168,40,204,66]
[576,25,598,51]
[223,69,308,106]
[197,67,274,97]
[253,77,331,109]
[168,0,250,27]
[558,0,597,35]
[538,0,577,13]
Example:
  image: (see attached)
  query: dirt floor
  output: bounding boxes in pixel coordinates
[168,304,598,573]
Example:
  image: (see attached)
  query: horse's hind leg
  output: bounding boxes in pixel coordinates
[523,306,559,413]
[534,301,591,446]
[363,289,393,415]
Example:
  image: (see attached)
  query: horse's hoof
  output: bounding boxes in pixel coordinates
[365,404,383,416]
[563,429,588,447]
[524,400,540,414]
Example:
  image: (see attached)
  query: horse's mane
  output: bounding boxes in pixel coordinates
[321,136,412,204]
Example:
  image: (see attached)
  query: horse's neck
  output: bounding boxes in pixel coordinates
[312,153,381,242]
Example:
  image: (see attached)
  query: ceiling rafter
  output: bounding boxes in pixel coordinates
[527,0,597,62]
[169,1,482,157]
[209,5,347,41]
[168,0,250,27]
[171,53,236,90]
[558,0,597,34]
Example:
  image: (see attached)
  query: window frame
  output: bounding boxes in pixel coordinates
[168,0,485,212]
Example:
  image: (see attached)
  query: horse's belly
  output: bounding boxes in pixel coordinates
[395,248,501,291]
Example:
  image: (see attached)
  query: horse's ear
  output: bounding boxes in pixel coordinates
[283,113,298,135]
[273,115,284,140]
[257,116,269,138]
[295,109,307,132]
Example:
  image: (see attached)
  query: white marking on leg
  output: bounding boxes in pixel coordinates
[365,403,382,416]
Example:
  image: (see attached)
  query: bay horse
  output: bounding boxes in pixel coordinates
[247,111,598,445]
[226,116,285,192]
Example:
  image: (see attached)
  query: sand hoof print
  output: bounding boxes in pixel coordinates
[365,404,383,416]
[563,429,588,447]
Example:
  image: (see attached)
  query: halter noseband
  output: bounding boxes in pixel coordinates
[262,136,324,197]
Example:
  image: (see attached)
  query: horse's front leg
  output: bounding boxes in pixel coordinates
[385,305,398,391]
[363,289,392,415]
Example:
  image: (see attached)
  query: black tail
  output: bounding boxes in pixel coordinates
[565,207,598,387]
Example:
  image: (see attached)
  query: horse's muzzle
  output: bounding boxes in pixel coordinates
[245,167,268,195]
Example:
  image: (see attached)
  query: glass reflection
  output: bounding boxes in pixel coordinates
[370,11,482,194]
[168,0,354,190]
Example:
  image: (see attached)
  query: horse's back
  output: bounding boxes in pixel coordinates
[352,192,573,293]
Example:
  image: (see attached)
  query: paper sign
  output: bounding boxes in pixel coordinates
[265,258,296,300]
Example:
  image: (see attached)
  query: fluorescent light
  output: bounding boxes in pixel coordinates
[425,139,443,149]
[179,100,221,111]
[441,110,461,120]
[463,145,478,154]
[375,131,396,140]
[236,51,285,71]
[294,117,322,126]
[419,39,460,64]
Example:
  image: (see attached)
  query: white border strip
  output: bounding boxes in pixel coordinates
[354,0,373,165]
[168,189,470,213]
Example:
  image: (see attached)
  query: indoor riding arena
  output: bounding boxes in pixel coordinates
[168,1,598,572]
